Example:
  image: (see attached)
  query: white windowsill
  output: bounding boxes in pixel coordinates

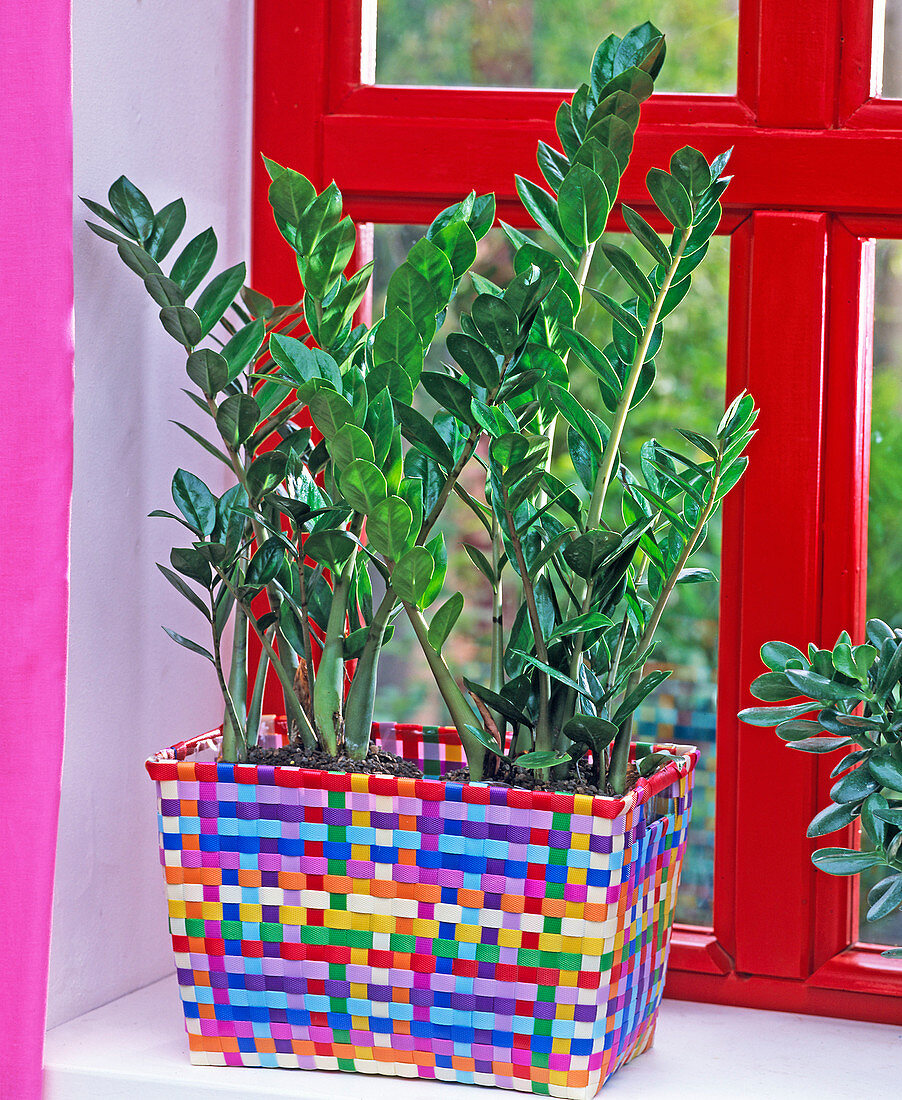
[44,975,900,1099]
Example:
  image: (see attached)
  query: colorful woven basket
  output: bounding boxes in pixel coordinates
[146,719,697,1098]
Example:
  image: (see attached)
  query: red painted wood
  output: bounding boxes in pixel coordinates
[732,213,828,978]
[838,0,879,121]
[754,0,841,127]
[670,928,734,975]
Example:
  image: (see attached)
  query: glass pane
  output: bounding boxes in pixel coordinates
[375,0,738,94]
[371,222,730,926]
[862,238,902,946]
[876,0,902,98]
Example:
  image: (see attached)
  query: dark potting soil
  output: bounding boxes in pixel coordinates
[247,742,640,797]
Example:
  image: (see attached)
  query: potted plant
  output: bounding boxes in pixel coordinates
[87,23,756,1095]
[739,622,902,955]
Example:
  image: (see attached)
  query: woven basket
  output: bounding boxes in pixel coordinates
[146,719,697,1098]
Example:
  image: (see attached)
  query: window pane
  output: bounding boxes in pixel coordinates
[374,0,738,94]
[862,238,902,947]
[876,0,902,98]
[371,222,729,926]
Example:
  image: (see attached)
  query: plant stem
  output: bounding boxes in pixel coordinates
[490,513,504,700]
[246,627,272,749]
[212,615,245,762]
[312,535,362,755]
[564,227,694,727]
[221,604,249,762]
[344,586,396,758]
[402,601,487,778]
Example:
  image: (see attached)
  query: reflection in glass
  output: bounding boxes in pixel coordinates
[862,239,902,946]
[370,222,729,925]
[375,0,738,94]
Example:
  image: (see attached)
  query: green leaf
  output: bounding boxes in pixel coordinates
[170,227,217,297]
[514,175,578,261]
[216,393,260,446]
[512,651,593,699]
[330,423,375,470]
[268,169,315,231]
[108,176,154,241]
[420,372,476,426]
[195,262,247,337]
[372,308,424,378]
[638,751,676,778]
[446,332,500,390]
[584,114,633,172]
[143,272,185,308]
[464,724,504,757]
[393,402,455,469]
[463,679,532,729]
[162,627,214,663]
[677,567,717,585]
[806,801,861,837]
[600,242,654,303]
[171,469,216,536]
[170,546,212,586]
[303,530,356,572]
[431,220,478,280]
[830,766,879,804]
[427,592,464,654]
[393,546,435,606]
[186,349,228,395]
[146,198,187,262]
[612,669,672,726]
[646,168,693,229]
[407,237,454,307]
[304,216,356,299]
[308,388,354,439]
[738,702,817,726]
[160,306,202,349]
[621,204,671,265]
[463,543,496,586]
[670,146,712,199]
[296,183,342,254]
[786,736,853,753]
[547,384,603,458]
[784,668,866,704]
[245,537,286,586]
[811,847,887,875]
[117,239,161,279]
[869,752,902,790]
[245,450,288,500]
[547,611,612,643]
[760,640,810,671]
[385,262,437,340]
[368,495,413,561]
[341,459,387,514]
[517,750,572,770]
[156,563,211,618]
[558,165,610,248]
[563,714,618,752]
[751,671,803,702]
[222,318,265,379]
[867,874,902,922]
[471,294,520,356]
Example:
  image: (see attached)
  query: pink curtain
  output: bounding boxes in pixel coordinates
[0,7,73,1099]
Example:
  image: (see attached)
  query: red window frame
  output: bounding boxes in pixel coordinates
[251,0,902,1022]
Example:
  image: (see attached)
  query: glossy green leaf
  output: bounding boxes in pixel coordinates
[830,767,880,804]
[407,237,454,306]
[600,242,654,303]
[308,388,354,440]
[420,371,476,426]
[670,146,712,199]
[584,114,633,172]
[296,183,342,254]
[563,714,619,751]
[162,627,214,663]
[427,592,464,654]
[171,469,216,536]
[156,563,211,618]
[108,175,154,241]
[303,530,356,572]
[216,393,260,447]
[245,537,286,586]
[446,332,500,390]
[372,308,424,377]
[170,227,217,297]
[517,750,572,770]
[867,874,902,922]
[267,169,315,232]
[393,401,455,470]
[471,294,520,356]
[431,219,479,280]
[304,216,356,299]
[612,669,672,726]
[806,801,862,837]
[547,384,603,457]
[222,318,265,379]
[245,450,287,500]
[811,848,887,875]
[784,668,865,704]
[144,197,187,262]
[341,459,387,514]
[514,175,578,261]
[869,753,902,790]
[621,204,671,265]
[738,702,817,726]
[558,165,610,248]
[393,546,435,606]
[195,262,246,336]
[368,495,413,562]
[186,349,228,395]
[646,168,693,229]
[786,735,853,753]
[117,240,161,279]
[143,272,185,308]
[330,423,375,470]
[385,262,437,340]
[760,640,810,671]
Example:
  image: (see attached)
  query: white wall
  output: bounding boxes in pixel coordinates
[48,0,254,1028]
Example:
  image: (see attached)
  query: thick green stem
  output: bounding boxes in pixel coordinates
[313,538,360,756]
[246,627,272,749]
[215,566,316,748]
[489,514,505,725]
[402,601,487,778]
[221,605,249,761]
[212,625,245,763]
[344,587,396,758]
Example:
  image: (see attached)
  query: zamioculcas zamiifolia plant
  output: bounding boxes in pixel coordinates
[740,621,902,954]
[87,21,755,794]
